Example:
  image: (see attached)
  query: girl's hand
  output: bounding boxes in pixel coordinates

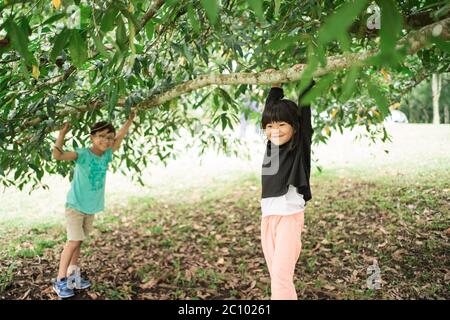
[264,68,281,88]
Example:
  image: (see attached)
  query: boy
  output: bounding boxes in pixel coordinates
[51,111,135,298]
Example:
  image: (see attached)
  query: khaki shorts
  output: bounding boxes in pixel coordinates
[65,208,95,241]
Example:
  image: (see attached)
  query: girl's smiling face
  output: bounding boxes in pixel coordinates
[265,121,294,146]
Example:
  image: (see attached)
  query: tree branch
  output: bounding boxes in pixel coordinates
[7,17,450,138]
[135,17,450,109]
[139,0,165,32]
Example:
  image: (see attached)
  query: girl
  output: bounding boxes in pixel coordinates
[260,72,315,300]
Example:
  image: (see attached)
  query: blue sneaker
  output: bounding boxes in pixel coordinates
[77,277,91,290]
[52,278,75,298]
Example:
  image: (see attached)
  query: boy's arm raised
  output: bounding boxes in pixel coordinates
[52,123,78,161]
[112,111,136,153]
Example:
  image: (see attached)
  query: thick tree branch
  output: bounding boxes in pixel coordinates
[135,17,450,109]
[7,17,450,138]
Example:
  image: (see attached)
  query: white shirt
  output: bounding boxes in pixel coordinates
[260,185,306,217]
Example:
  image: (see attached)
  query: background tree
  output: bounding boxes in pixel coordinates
[0,0,449,190]
[400,72,449,124]
[432,73,442,124]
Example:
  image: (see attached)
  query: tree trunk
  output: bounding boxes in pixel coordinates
[432,73,441,124]
[445,104,449,124]
[445,75,449,124]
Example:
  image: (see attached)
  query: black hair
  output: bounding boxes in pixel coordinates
[261,80,316,151]
[90,121,116,136]
[261,99,301,151]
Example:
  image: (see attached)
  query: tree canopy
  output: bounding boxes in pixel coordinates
[0,0,449,190]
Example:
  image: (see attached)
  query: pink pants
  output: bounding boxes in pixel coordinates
[261,211,305,300]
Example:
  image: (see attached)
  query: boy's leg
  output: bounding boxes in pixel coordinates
[66,213,95,289]
[57,240,81,280]
[70,244,81,265]
[66,212,94,276]
[59,208,86,280]
[270,212,304,300]
[52,241,79,298]
[67,242,82,277]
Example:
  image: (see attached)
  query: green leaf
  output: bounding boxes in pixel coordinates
[318,0,368,46]
[234,84,248,98]
[431,37,450,54]
[43,13,65,26]
[298,52,319,94]
[50,28,69,62]
[29,163,43,180]
[101,6,118,33]
[433,3,450,18]
[268,35,299,51]
[379,0,403,64]
[301,73,335,106]
[108,80,119,118]
[188,4,200,33]
[182,44,193,64]
[46,96,56,118]
[367,80,389,118]
[72,138,79,149]
[116,16,127,51]
[274,0,281,17]
[339,66,360,102]
[247,0,265,22]
[337,32,350,52]
[221,113,228,130]
[14,168,21,181]
[6,18,32,65]
[193,92,211,109]
[79,5,92,29]
[90,30,108,57]
[68,29,87,68]
[216,87,235,106]
[200,0,219,25]
[118,6,140,31]
[145,21,155,40]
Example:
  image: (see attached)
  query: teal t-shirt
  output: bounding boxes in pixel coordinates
[66,147,113,214]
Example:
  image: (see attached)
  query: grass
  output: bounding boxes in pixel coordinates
[0,264,15,294]
[0,124,449,299]
[0,169,448,299]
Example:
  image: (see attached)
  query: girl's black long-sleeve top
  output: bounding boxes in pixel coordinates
[261,82,314,202]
